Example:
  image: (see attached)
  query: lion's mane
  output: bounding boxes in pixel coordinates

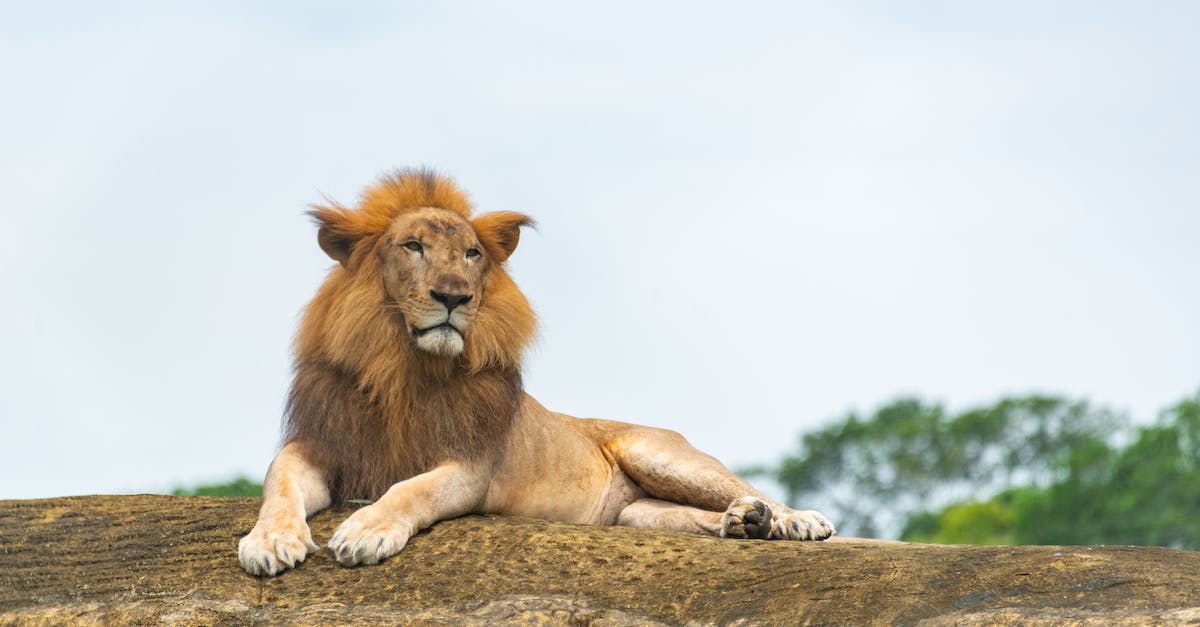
[283,169,537,501]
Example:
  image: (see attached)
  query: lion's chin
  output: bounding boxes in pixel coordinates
[414,325,465,357]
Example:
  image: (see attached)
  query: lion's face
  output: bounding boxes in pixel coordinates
[307,170,535,372]
[377,208,488,357]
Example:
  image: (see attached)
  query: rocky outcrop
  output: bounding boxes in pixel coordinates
[2,495,1199,625]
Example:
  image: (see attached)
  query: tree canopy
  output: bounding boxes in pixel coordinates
[759,389,1200,548]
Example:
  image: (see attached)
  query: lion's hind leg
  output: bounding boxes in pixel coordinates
[617,498,724,535]
[617,496,813,541]
[600,422,834,541]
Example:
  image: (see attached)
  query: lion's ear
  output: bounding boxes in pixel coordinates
[473,211,536,262]
[309,205,365,267]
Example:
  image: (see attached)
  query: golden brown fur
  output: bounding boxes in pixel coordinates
[239,169,833,577]
[285,170,534,501]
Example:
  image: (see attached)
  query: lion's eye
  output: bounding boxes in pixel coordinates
[465,247,481,259]
[404,241,423,253]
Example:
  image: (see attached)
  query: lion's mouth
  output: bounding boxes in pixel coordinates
[413,322,461,337]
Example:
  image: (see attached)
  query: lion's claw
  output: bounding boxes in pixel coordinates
[238,520,319,577]
[327,505,413,567]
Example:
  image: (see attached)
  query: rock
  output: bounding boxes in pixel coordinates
[2,495,1199,625]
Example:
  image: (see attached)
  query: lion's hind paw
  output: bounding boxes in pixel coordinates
[771,509,836,541]
[719,496,773,540]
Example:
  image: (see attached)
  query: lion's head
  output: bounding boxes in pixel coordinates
[298,169,537,377]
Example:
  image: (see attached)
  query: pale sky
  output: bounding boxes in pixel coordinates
[2,2,1197,500]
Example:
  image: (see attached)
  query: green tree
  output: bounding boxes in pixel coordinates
[898,389,1200,549]
[766,395,1122,538]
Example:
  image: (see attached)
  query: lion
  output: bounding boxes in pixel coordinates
[238,169,834,576]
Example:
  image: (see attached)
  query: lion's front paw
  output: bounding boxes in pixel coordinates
[238,518,320,577]
[327,505,414,567]
[771,508,836,541]
[720,496,773,540]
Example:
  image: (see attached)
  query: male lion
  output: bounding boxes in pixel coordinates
[239,169,834,576]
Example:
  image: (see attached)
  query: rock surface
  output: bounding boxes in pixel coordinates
[2,495,1199,625]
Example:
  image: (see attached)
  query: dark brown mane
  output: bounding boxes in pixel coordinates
[282,169,536,501]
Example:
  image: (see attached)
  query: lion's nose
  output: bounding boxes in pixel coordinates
[430,290,472,311]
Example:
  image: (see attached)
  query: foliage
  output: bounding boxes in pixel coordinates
[765,394,1121,538]
[761,388,1200,547]
[1001,391,1200,549]
[171,476,262,497]
[900,491,1020,545]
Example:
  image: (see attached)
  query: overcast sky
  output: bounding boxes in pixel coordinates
[2,2,1197,500]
